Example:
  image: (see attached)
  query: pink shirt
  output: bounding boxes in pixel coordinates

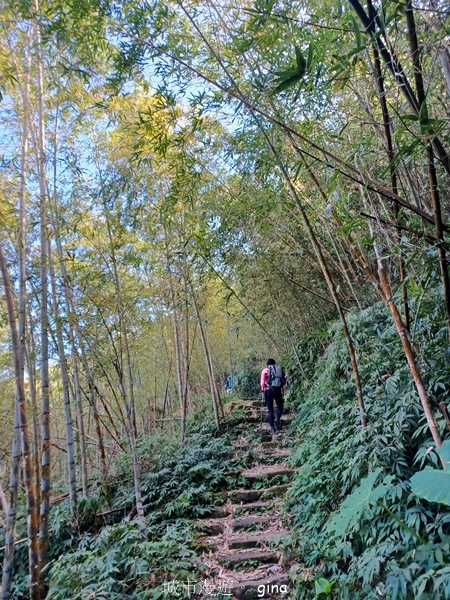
[260,366,288,391]
[260,367,270,391]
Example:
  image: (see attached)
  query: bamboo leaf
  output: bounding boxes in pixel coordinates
[273,68,302,78]
[306,42,314,69]
[402,114,419,122]
[271,73,303,95]
[347,45,366,58]
[295,45,306,72]
[351,16,362,49]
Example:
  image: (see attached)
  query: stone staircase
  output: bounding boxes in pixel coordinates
[195,400,297,599]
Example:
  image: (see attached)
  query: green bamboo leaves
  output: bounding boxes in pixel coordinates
[410,441,450,507]
[271,43,313,94]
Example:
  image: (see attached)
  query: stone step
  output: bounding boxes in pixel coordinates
[234,400,260,410]
[223,469,243,479]
[209,506,233,519]
[255,451,292,464]
[232,500,273,515]
[260,441,279,450]
[256,446,291,458]
[246,412,265,423]
[217,549,278,566]
[231,573,290,599]
[195,518,227,536]
[251,399,263,408]
[271,449,292,458]
[260,422,289,432]
[228,531,288,550]
[229,483,291,503]
[241,465,294,483]
[231,515,272,531]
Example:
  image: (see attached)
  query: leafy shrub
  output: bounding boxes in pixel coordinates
[46,419,240,599]
[47,520,197,599]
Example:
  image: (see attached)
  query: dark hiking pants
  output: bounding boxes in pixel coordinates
[265,387,283,429]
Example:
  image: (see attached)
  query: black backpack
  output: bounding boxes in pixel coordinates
[268,364,286,388]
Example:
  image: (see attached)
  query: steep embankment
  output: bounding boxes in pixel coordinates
[284,301,450,599]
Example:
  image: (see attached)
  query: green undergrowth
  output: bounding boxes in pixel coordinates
[283,298,450,599]
[7,292,450,599]
[6,398,255,599]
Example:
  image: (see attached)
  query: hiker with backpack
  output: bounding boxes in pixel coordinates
[260,358,287,435]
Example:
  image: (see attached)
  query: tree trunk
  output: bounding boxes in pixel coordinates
[440,46,450,99]
[182,252,192,415]
[172,296,187,440]
[203,306,224,419]
[0,480,8,517]
[25,318,41,530]
[376,251,443,450]
[347,215,444,451]
[226,313,234,390]
[164,235,187,441]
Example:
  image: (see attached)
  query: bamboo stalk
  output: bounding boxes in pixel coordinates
[47,240,77,513]
[0,242,40,600]
[32,1,51,593]
[190,283,221,429]
[405,0,450,340]
[100,187,146,532]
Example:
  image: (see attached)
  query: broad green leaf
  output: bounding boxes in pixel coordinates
[324,469,393,536]
[410,467,450,506]
[410,441,450,506]
[437,440,450,468]
[315,577,337,597]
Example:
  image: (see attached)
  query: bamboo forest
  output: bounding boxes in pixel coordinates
[1,0,450,598]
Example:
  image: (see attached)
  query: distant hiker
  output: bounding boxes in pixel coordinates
[260,359,287,435]
[226,375,233,394]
